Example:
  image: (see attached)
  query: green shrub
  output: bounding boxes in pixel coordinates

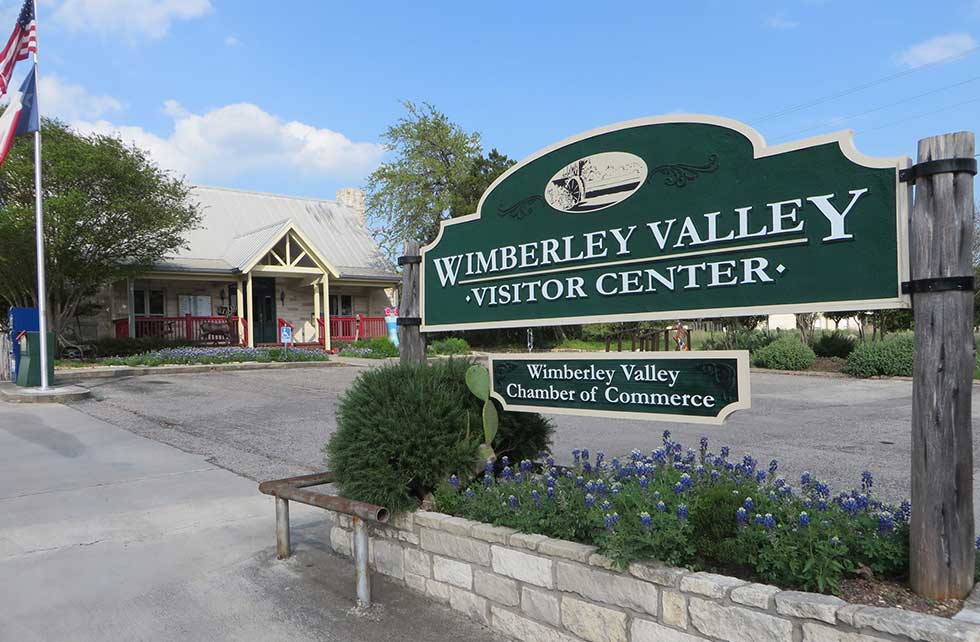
[429,337,471,355]
[843,334,915,378]
[326,358,553,512]
[753,337,816,370]
[92,336,196,357]
[701,329,782,353]
[338,337,399,359]
[810,331,856,358]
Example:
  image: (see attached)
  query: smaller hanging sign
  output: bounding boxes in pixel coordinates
[489,351,750,425]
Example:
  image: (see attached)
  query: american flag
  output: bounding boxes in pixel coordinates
[0,1,35,97]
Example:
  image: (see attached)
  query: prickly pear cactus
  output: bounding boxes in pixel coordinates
[466,364,498,471]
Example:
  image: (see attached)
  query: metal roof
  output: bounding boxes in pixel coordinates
[162,186,399,282]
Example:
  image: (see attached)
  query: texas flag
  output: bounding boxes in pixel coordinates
[0,70,38,169]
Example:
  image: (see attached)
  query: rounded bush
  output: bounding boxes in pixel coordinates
[752,337,816,371]
[843,334,914,378]
[326,357,553,512]
[428,337,471,355]
[810,331,856,358]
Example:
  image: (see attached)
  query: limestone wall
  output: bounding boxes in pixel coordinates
[319,509,980,642]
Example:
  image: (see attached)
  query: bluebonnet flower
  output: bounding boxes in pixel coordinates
[583,462,593,474]
[604,512,620,529]
[464,488,474,498]
[501,456,510,467]
[548,467,558,479]
[576,476,585,489]
[595,480,607,495]
[514,473,523,484]
[773,477,785,489]
[711,470,721,481]
[601,500,612,511]
[566,470,574,479]
[899,500,912,522]
[640,511,653,528]
[736,507,748,524]
[878,512,894,533]
[546,477,556,488]
[763,513,776,530]
[743,455,757,470]
[656,501,667,512]
[695,465,706,477]
[662,430,672,445]
[744,497,755,510]
[547,487,556,499]
[677,504,689,520]
[679,473,692,489]
[842,497,859,516]
[754,513,765,526]
[531,490,541,504]
[768,491,778,500]
[861,470,874,492]
[448,474,459,489]
[816,499,828,511]
[700,436,709,453]
[501,466,513,481]
[769,459,779,474]
[725,462,735,472]
[801,471,811,486]
[572,449,581,464]
[855,494,869,510]
[685,449,696,464]
[975,535,980,551]
[485,460,495,475]
[639,476,650,490]
[520,459,533,473]
[611,482,623,495]
[674,482,684,495]
[778,485,793,497]
[584,494,596,508]
[798,512,810,528]
[720,446,730,459]
[755,470,767,484]
[611,457,621,470]
[803,498,812,509]
[585,480,595,493]
[581,449,590,461]
[630,448,644,462]
[507,495,518,508]
[546,456,555,467]
[653,491,662,501]
[483,473,493,487]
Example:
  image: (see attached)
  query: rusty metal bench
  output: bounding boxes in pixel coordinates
[259,472,389,607]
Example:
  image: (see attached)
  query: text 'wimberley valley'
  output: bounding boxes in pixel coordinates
[432,189,868,307]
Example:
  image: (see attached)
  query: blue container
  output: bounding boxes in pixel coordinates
[9,307,39,381]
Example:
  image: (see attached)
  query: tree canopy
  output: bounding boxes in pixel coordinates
[0,119,200,335]
[365,101,513,257]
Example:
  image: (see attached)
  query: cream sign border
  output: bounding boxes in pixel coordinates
[419,114,912,332]
[487,350,752,426]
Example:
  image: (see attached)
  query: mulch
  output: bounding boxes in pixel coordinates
[839,578,963,618]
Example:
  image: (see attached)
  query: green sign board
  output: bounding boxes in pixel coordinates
[489,351,750,425]
[421,115,910,331]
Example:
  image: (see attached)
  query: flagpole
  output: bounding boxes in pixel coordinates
[30,0,48,389]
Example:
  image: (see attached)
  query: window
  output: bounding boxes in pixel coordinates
[133,289,164,316]
[329,294,353,316]
[178,294,213,317]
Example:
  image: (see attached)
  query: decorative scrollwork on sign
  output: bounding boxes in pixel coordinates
[648,154,719,188]
[493,361,521,380]
[497,195,546,220]
[695,362,737,401]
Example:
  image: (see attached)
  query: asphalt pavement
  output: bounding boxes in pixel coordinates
[0,401,506,642]
[68,364,980,524]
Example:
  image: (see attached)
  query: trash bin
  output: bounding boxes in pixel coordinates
[15,331,54,387]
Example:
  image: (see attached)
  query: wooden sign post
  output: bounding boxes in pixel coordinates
[908,132,976,599]
[399,240,425,364]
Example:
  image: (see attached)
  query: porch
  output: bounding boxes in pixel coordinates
[114,313,389,345]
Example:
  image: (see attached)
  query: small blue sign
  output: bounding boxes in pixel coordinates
[280,325,293,345]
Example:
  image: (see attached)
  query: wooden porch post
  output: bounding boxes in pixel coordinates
[313,281,321,344]
[322,276,331,351]
[246,271,255,348]
[126,277,136,339]
[236,281,245,346]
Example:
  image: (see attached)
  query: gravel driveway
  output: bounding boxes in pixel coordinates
[70,365,980,523]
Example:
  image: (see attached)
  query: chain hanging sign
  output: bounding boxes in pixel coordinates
[489,351,750,425]
[420,115,910,330]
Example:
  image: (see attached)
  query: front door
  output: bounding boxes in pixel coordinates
[252,277,277,343]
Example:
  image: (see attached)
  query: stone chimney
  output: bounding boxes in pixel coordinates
[336,187,366,225]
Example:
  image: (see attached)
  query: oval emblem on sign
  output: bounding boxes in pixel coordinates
[544,151,647,213]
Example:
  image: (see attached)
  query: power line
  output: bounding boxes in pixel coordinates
[769,76,980,142]
[749,45,980,124]
[854,96,980,134]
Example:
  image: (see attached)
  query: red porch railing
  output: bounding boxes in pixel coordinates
[318,315,388,342]
[114,315,244,345]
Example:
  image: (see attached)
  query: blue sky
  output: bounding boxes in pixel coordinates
[10,0,980,202]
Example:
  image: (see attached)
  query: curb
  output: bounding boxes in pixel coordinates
[54,360,345,381]
[0,382,92,403]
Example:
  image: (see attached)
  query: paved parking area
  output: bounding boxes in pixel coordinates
[70,364,980,522]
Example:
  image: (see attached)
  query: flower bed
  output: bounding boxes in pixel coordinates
[100,346,329,367]
[435,432,910,597]
[337,338,399,359]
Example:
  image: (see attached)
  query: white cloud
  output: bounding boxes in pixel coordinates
[224,35,239,47]
[72,101,385,183]
[765,15,799,29]
[40,73,124,120]
[52,0,213,40]
[897,33,978,67]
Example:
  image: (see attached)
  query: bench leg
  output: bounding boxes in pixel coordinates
[353,516,371,608]
[276,497,291,559]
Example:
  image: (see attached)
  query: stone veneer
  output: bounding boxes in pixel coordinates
[321,510,980,642]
